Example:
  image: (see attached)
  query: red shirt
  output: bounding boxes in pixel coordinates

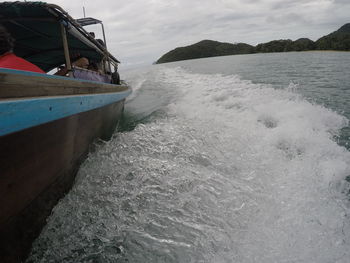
[0,52,45,73]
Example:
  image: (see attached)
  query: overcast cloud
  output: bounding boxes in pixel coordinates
[9,0,350,68]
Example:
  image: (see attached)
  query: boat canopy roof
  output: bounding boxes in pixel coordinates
[0,1,120,72]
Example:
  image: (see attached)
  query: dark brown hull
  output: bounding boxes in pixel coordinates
[0,100,124,262]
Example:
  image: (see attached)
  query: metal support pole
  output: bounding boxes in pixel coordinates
[100,23,111,73]
[60,23,72,76]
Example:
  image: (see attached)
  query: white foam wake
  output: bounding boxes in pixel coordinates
[160,66,350,262]
[29,65,350,263]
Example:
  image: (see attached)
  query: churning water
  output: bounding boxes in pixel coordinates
[28,52,350,262]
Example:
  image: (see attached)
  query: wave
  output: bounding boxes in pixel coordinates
[28,66,350,262]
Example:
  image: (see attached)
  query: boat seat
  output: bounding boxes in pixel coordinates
[72,66,111,84]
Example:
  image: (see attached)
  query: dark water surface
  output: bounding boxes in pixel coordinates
[28,52,350,263]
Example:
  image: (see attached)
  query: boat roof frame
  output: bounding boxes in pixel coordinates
[0,2,120,72]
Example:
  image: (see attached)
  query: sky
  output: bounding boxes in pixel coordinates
[9,0,350,68]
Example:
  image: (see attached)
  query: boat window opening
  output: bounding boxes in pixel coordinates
[76,18,112,72]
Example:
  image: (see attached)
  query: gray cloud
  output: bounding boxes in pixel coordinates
[265,13,309,25]
[271,0,320,10]
[333,0,350,4]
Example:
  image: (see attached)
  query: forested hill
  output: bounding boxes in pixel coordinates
[156,23,350,64]
[156,40,255,64]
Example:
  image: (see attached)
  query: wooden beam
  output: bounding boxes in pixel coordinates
[0,70,129,99]
[60,23,72,76]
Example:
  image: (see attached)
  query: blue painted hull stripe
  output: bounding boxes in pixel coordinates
[0,90,131,136]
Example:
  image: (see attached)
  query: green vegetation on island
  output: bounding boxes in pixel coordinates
[316,23,350,50]
[156,40,255,64]
[156,23,350,64]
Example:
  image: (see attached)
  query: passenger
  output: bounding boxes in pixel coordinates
[96,39,105,47]
[73,57,89,69]
[88,62,102,74]
[55,57,89,76]
[87,61,99,72]
[0,24,45,73]
[111,64,121,85]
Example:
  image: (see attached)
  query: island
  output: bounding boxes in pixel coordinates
[156,23,350,64]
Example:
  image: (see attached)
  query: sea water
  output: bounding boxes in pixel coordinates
[28,52,350,262]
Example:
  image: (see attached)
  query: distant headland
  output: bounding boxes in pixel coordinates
[156,23,350,64]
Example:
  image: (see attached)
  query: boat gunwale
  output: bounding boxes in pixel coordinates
[0,68,131,99]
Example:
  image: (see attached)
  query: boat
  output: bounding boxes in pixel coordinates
[0,2,131,262]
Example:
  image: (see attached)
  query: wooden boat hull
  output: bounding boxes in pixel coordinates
[0,69,131,262]
[0,100,125,262]
[0,2,131,261]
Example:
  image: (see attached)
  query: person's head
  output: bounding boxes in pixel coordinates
[72,57,89,69]
[96,39,105,47]
[88,61,99,72]
[0,24,14,55]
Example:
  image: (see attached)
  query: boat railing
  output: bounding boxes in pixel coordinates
[0,68,129,99]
